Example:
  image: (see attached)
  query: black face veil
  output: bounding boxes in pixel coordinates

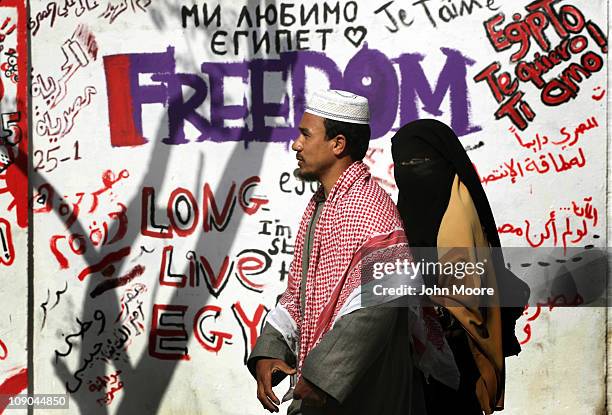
[391,118,502,250]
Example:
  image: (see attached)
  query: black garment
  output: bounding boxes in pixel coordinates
[392,132,454,249]
[421,332,482,415]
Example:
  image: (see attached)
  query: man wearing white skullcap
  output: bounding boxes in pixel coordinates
[247,90,426,414]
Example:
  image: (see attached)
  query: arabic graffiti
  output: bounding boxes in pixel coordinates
[116,283,147,323]
[32,25,98,110]
[35,85,97,140]
[58,301,145,394]
[519,293,584,345]
[591,85,605,101]
[478,145,586,185]
[52,282,69,309]
[29,0,100,36]
[40,289,51,329]
[54,313,100,363]
[89,169,129,213]
[38,169,130,272]
[88,369,124,406]
[29,0,152,37]
[31,26,96,181]
[498,196,598,251]
[100,0,152,24]
[39,281,68,330]
[478,113,601,186]
[508,115,599,152]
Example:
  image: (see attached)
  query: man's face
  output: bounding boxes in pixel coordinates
[291,113,336,182]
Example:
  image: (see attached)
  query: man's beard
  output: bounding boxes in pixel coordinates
[293,168,319,182]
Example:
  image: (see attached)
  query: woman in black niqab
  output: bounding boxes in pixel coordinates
[392,119,525,415]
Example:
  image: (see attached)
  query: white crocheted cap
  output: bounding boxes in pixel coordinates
[304,89,370,124]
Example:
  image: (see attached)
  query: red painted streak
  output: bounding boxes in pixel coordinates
[77,247,131,281]
[90,264,145,298]
[0,218,14,266]
[0,368,28,414]
[235,256,264,290]
[232,302,266,352]
[103,54,146,147]
[200,255,230,290]
[49,235,69,269]
[592,90,606,101]
[3,0,28,228]
[15,0,27,164]
[107,203,128,244]
[4,154,27,228]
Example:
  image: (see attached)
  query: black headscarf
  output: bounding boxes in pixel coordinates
[391,118,501,249]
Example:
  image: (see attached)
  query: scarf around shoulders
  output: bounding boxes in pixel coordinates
[268,161,409,371]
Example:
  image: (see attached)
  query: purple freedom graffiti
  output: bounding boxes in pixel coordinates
[103,45,480,146]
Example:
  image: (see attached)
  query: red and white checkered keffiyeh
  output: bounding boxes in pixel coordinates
[266,161,460,388]
[268,162,406,368]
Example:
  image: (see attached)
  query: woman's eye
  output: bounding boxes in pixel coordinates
[399,158,430,166]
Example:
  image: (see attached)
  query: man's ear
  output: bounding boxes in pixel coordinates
[331,134,347,157]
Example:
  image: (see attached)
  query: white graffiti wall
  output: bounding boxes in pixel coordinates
[0,0,609,414]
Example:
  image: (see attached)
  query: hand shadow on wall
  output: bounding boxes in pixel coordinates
[23,1,301,414]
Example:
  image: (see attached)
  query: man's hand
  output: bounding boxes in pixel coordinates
[293,377,327,408]
[255,358,296,413]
